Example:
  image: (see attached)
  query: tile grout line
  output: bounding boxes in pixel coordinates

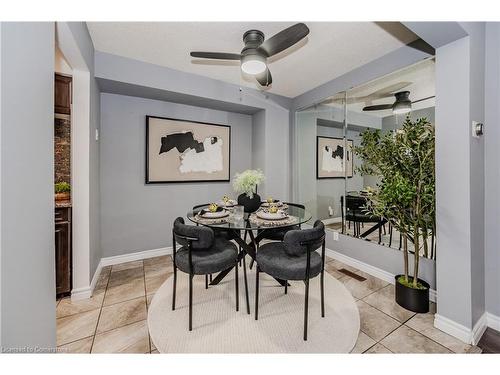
[142,260,152,354]
[89,268,112,353]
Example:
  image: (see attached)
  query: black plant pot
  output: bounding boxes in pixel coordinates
[237,193,261,213]
[395,275,430,313]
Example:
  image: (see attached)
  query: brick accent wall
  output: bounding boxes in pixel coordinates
[54,117,71,184]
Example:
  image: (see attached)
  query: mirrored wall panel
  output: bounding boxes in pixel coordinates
[295,91,346,224]
[294,58,435,256]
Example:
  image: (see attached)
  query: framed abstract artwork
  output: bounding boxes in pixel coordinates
[146,116,231,183]
[316,136,354,179]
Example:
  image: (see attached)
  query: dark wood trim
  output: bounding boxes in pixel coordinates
[316,135,354,180]
[145,115,231,184]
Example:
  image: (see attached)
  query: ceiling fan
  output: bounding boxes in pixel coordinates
[363,91,435,114]
[322,82,412,106]
[189,23,310,87]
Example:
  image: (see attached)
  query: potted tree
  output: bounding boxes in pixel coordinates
[55,182,71,202]
[353,117,435,313]
[233,169,265,213]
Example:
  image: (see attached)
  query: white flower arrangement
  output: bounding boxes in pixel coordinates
[232,169,265,198]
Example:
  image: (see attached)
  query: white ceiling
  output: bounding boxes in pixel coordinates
[87,22,418,98]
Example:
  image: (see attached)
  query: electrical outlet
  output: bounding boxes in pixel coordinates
[333,231,339,241]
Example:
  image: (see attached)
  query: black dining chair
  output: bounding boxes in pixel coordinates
[172,217,248,331]
[248,202,306,270]
[192,203,240,285]
[342,195,383,243]
[258,202,305,242]
[254,220,326,341]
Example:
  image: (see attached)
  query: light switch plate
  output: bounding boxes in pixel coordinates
[95,128,99,141]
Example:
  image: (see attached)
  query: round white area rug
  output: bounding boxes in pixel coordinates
[148,265,359,353]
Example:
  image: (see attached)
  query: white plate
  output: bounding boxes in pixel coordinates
[256,210,287,220]
[200,210,229,219]
[261,201,283,207]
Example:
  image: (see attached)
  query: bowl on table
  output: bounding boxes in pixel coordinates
[261,199,283,207]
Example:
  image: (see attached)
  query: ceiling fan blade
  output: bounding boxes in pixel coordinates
[412,95,435,104]
[190,52,241,60]
[258,23,309,57]
[255,68,272,87]
[363,104,393,111]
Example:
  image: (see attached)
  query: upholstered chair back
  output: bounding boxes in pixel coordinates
[173,217,214,250]
[283,220,325,256]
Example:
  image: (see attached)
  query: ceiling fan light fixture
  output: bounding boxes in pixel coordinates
[241,54,266,75]
[392,91,412,114]
[392,101,412,114]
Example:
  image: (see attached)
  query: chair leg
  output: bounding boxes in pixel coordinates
[255,265,260,320]
[205,274,208,289]
[378,226,382,244]
[304,278,310,341]
[285,282,288,294]
[235,265,239,312]
[389,224,393,248]
[189,273,193,331]
[320,271,325,318]
[209,274,212,282]
[172,265,177,310]
[242,251,250,314]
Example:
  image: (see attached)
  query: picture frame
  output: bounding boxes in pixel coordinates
[316,136,354,179]
[146,115,231,183]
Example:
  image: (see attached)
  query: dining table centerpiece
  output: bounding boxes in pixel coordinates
[233,169,265,213]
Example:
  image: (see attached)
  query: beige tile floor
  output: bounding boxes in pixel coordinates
[56,255,476,354]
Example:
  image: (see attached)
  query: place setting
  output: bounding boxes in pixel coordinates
[249,197,298,227]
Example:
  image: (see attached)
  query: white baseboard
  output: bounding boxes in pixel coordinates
[99,246,172,267]
[325,248,437,303]
[434,314,472,344]
[487,312,500,331]
[433,312,489,345]
[75,246,173,300]
[321,217,342,225]
[472,312,488,345]
[71,286,92,301]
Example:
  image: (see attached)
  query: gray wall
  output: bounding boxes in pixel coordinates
[100,93,253,257]
[0,23,56,349]
[94,51,291,200]
[251,110,266,181]
[434,23,486,330]
[484,23,500,318]
[65,22,102,280]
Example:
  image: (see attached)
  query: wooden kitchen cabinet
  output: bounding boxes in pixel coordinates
[55,207,72,297]
[54,74,72,115]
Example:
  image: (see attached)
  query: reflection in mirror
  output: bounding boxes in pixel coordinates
[344,58,436,257]
[295,92,346,224]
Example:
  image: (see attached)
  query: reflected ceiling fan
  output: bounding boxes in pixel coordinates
[363,91,435,114]
[323,82,412,105]
[190,23,310,87]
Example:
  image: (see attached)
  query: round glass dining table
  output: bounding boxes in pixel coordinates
[186,203,312,313]
[186,203,312,231]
